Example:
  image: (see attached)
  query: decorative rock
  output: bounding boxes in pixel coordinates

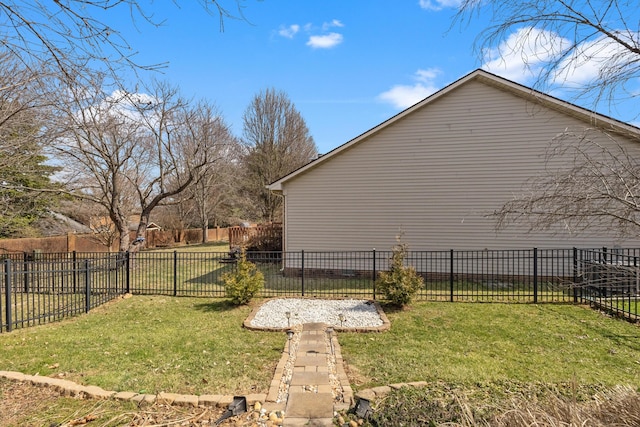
[355,389,376,401]
[247,299,387,330]
[218,395,235,407]
[370,386,391,396]
[131,394,156,405]
[157,391,179,404]
[408,381,429,388]
[45,377,80,393]
[0,371,25,381]
[198,394,223,407]
[113,391,138,400]
[28,375,51,387]
[81,385,115,399]
[172,393,199,406]
[245,393,267,406]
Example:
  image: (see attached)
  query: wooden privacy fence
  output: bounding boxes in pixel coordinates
[0,227,232,255]
[228,223,282,250]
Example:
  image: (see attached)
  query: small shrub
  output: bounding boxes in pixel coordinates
[220,251,264,305]
[376,235,424,307]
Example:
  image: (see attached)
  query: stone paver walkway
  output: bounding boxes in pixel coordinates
[283,322,335,426]
[262,322,354,426]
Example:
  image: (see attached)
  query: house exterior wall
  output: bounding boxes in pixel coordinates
[280,79,640,252]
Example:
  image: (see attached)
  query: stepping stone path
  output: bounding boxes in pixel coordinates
[261,322,353,426]
[281,322,351,426]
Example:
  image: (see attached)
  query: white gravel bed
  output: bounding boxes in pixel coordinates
[249,298,384,329]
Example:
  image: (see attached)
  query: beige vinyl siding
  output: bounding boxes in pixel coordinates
[281,79,640,252]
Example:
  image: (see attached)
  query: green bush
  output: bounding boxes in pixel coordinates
[220,251,264,305]
[376,237,424,307]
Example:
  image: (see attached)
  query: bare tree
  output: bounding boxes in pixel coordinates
[494,127,640,238]
[0,0,247,79]
[241,88,317,222]
[52,77,224,251]
[456,0,640,109]
[51,77,139,250]
[189,143,238,242]
[168,101,237,242]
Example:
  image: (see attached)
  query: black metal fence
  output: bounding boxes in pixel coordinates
[1,248,638,333]
[1,253,128,333]
[575,248,640,322]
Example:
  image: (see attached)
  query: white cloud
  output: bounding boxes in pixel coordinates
[482,27,569,84]
[554,32,638,87]
[278,20,345,49]
[378,68,441,109]
[482,26,640,93]
[278,24,300,39]
[418,0,463,11]
[322,19,344,30]
[307,32,344,49]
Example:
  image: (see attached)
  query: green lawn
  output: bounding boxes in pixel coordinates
[0,296,283,396]
[145,241,230,253]
[1,297,638,398]
[339,302,640,390]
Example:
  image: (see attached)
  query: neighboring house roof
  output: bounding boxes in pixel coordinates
[268,69,640,192]
[37,211,93,236]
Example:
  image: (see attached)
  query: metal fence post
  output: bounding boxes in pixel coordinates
[372,248,377,300]
[572,247,578,303]
[301,250,305,297]
[85,259,91,313]
[450,249,454,302]
[633,257,640,296]
[72,250,77,293]
[114,253,119,294]
[125,252,130,294]
[4,259,12,332]
[173,250,178,297]
[533,248,538,303]
[22,252,28,293]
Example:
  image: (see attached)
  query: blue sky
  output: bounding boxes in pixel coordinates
[109,0,639,154]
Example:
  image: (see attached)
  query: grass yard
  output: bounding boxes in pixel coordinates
[146,241,230,253]
[1,296,639,426]
[339,302,640,390]
[0,296,284,396]
[1,297,638,395]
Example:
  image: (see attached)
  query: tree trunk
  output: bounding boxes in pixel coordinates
[202,218,209,243]
[130,213,149,252]
[118,228,130,252]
